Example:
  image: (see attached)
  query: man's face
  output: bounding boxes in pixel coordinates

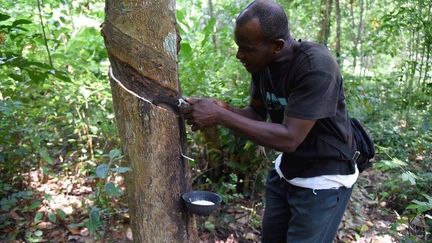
[234,18,274,73]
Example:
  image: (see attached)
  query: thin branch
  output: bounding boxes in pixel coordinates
[37,0,53,67]
[335,0,341,65]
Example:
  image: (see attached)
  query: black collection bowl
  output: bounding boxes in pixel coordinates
[182,190,222,216]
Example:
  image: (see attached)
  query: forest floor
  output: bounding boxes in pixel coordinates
[0,168,424,243]
[198,170,404,243]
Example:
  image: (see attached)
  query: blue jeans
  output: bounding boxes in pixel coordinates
[262,169,354,243]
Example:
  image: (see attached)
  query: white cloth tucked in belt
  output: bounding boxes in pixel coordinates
[274,153,358,190]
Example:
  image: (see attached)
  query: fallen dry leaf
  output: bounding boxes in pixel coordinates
[228,223,237,230]
[49,229,65,241]
[37,221,56,230]
[126,227,133,241]
[244,232,258,241]
[9,211,24,221]
[80,227,89,236]
[66,225,81,235]
[68,235,83,242]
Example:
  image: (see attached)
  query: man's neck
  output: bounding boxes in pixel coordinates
[270,38,299,68]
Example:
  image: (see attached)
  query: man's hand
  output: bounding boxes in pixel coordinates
[181,98,226,131]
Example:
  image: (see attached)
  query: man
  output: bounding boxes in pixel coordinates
[182,0,358,242]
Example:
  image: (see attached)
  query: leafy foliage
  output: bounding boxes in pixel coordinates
[0,1,122,241]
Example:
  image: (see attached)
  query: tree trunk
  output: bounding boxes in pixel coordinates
[335,0,341,65]
[102,1,197,242]
[351,0,364,73]
[208,0,217,48]
[317,0,333,45]
[360,0,369,76]
[423,43,431,90]
[422,3,432,90]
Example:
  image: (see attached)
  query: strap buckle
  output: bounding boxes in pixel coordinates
[178,97,189,108]
[352,151,361,162]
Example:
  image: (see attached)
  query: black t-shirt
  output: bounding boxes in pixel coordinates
[250,41,355,179]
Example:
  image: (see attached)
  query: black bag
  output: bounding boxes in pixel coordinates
[318,117,375,172]
[349,118,376,172]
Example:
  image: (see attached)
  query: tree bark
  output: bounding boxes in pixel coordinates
[102,1,197,242]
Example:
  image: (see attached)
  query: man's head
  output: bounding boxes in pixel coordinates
[235,0,290,73]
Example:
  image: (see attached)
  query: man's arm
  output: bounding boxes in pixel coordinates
[218,98,267,121]
[182,98,315,153]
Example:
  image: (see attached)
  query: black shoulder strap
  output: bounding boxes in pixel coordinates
[318,128,358,162]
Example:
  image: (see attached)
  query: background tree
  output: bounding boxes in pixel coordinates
[317,0,333,44]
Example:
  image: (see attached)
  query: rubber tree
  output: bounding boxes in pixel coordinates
[102,0,197,242]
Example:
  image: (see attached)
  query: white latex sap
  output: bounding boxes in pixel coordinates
[191,200,215,206]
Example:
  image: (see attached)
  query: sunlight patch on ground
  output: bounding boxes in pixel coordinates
[354,235,396,243]
[28,170,93,216]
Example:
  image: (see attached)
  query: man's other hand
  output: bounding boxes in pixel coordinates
[181,98,226,131]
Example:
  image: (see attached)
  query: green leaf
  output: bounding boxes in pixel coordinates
[0,13,10,22]
[48,212,57,223]
[359,224,369,232]
[377,157,407,170]
[34,212,43,223]
[79,86,91,99]
[109,149,121,160]
[18,191,33,198]
[176,9,185,23]
[39,147,53,164]
[111,167,131,174]
[42,166,49,175]
[51,70,71,82]
[226,161,248,171]
[201,17,216,46]
[204,221,215,233]
[96,164,109,179]
[392,158,407,166]
[68,223,82,229]
[8,73,24,82]
[28,61,52,69]
[10,26,28,32]
[104,182,122,197]
[56,208,67,220]
[407,194,432,214]
[243,141,254,150]
[12,19,32,27]
[180,42,192,59]
[0,198,16,211]
[29,200,42,210]
[34,230,43,237]
[44,193,53,202]
[401,171,417,185]
[28,70,48,83]
[86,207,102,234]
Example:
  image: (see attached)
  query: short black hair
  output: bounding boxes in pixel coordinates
[236,0,290,41]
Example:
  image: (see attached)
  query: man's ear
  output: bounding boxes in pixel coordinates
[273,39,285,54]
